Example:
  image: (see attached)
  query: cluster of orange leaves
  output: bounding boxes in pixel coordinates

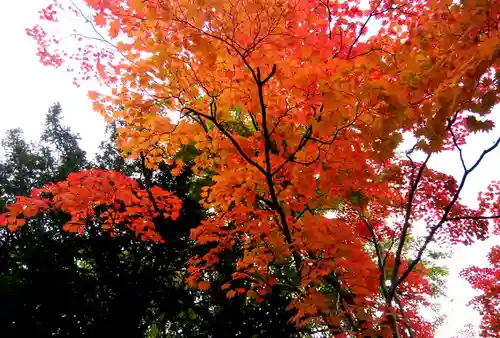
[20,0,500,336]
[0,170,181,242]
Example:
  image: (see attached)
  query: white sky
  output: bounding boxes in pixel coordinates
[1,1,499,337]
[0,0,105,156]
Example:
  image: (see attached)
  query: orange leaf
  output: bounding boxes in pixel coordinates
[198,281,211,291]
[94,12,106,26]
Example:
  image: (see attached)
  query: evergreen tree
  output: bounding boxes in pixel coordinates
[40,102,87,181]
[0,128,52,206]
[94,122,130,174]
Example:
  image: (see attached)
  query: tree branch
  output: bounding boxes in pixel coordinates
[389,153,431,302]
[395,135,500,290]
[256,65,301,267]
[346,0,382,59]
[181,107,268,177]
[446,214,500,221]
[447,114,467,171]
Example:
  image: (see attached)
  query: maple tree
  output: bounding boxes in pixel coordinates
[0,169,182,241]
[17,0,500,336]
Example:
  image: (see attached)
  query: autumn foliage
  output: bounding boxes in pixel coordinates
[462,246,500,337]
[12,0,500,336]
[0,170,182,242]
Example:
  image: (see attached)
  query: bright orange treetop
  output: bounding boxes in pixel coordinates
[22,0,500,336]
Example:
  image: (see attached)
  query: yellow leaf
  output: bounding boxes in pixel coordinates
[415,54,426,62]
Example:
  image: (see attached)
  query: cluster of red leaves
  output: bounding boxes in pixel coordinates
[0,170,181,242]
[455,323,478,338]
[479,181,500,235]
[25,23,64,68]
[392,159,490,245]
[25,0,116,87]
[461,246,500,338]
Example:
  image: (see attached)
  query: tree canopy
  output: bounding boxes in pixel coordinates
[0,105,303,338]
[13,0,500,336]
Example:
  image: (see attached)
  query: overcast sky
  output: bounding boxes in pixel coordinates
[1,1,499,337]
[0,0,105,156]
